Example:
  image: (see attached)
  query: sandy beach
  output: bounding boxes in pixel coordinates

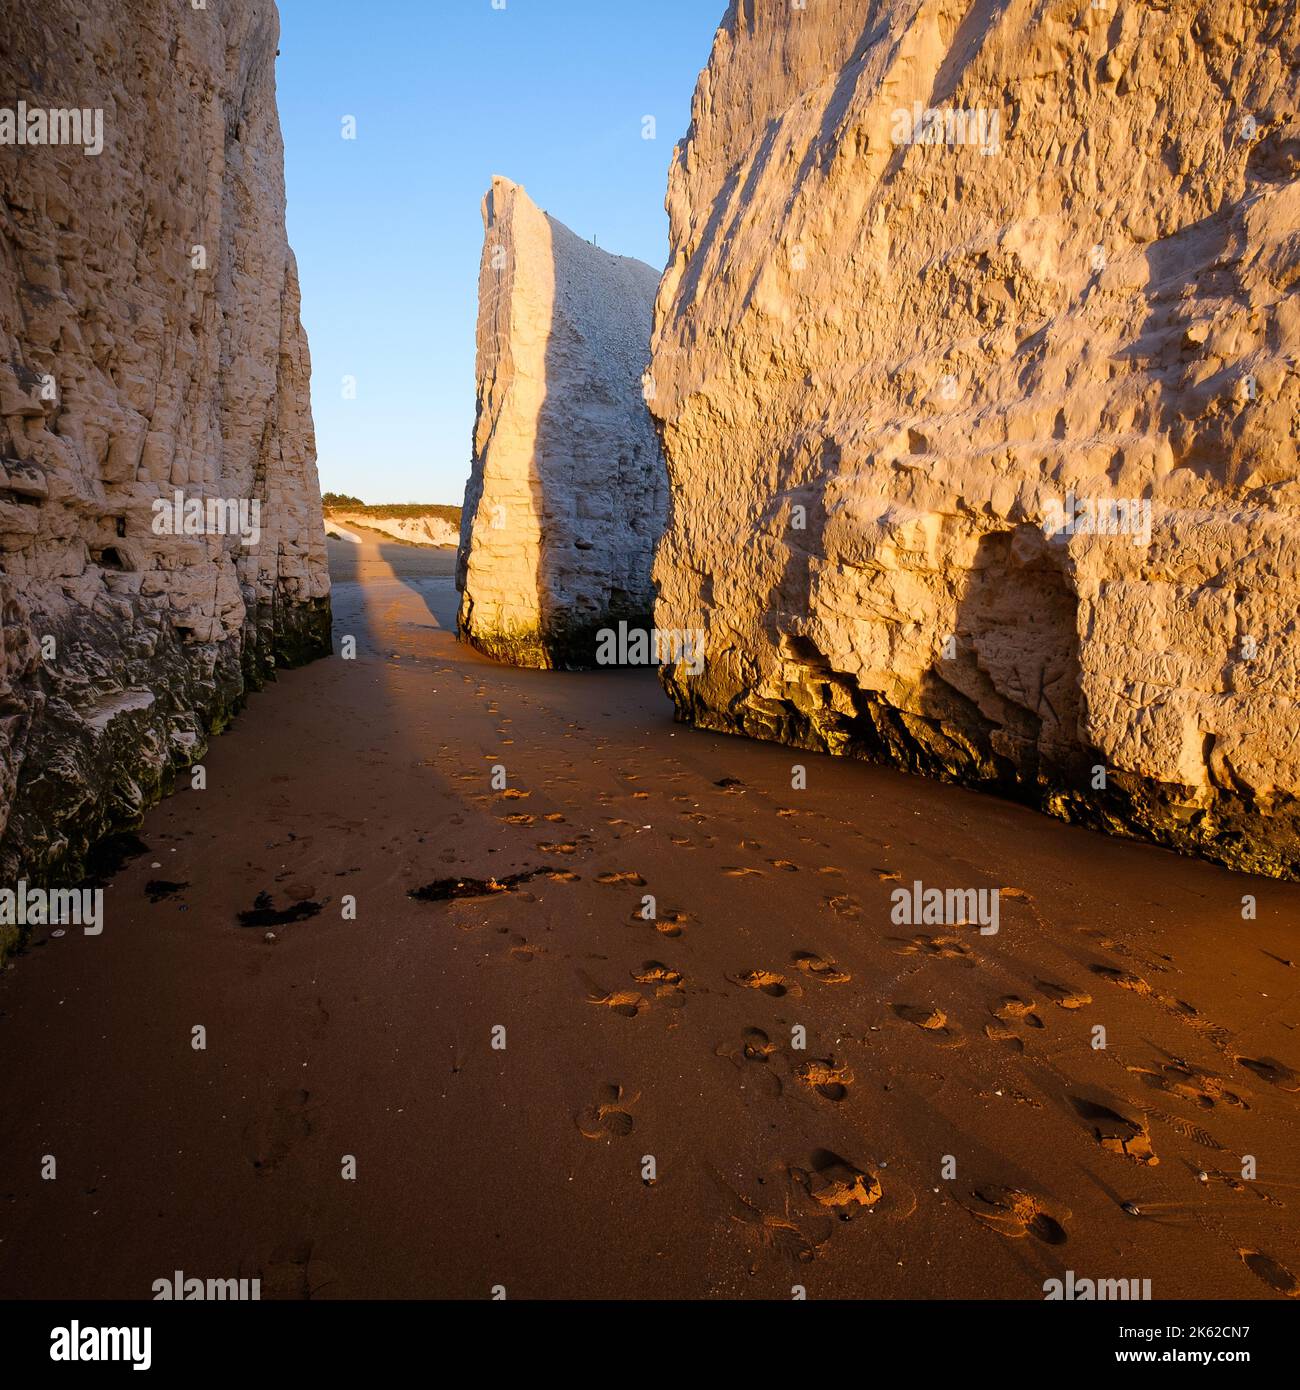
[1,532,1297,1301]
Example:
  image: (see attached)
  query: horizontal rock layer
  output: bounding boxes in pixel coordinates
[0,0,331,902]
[457,177,667,669]
[649,0,1300,876]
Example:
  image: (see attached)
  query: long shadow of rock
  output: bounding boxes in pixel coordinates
[377,540,458,630]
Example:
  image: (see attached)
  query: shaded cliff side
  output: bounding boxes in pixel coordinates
[648,0,1300,876]
[0,0,331,902]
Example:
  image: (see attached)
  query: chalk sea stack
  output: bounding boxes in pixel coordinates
[648,0,1300,877]
[457,176,666,670]
[0,0,331,892]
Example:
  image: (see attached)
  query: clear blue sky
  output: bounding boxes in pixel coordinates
[276,0,723,505]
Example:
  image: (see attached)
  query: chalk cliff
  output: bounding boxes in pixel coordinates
[457,177,667,668]
[327,511,459,548]
[0,0,331,895]
[649,0,1300,876]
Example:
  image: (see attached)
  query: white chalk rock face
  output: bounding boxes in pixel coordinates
[649,0,1300,876]
[326,512,459,548]
[0,0,331,892]
[457,177,667,668]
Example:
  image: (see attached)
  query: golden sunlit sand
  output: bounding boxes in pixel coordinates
[1,533,1295,1300]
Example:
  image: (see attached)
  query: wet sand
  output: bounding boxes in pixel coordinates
[1,533,1298,1300]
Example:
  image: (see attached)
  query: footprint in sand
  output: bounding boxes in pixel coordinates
[767,859,799,872]
[742,1027,777,1060]
[715,1026,782,1097]
[791,1150,882,1215]
[1091,964,1154,996]
[538,841,579,855]
[964,1185,1068,1245]
[1094,967,1236,1047]
[892,1002,964,1046]
[1235,1056,1300,1093]
[795,1058,854,1103]
[497,788,530,801]
[1069,1096,1159,1165]
[729,968,802,999]
[1129,1098,1224,1151]
[984,1021,1026,1051]
[1038,978,1093,1009]
[1127,1061,1248,1111]
[895,934,975,964]
[585,984,648,1018]
[984,995,1044,1051]
[722,865,765,878]
[704,1163,825,1263]
[575,1083,636,1139]
[632,961,687,1007]
[1239,1250,1300,1296]
[894,1002,947,1029]
[595,870,647,887]
[629,906,690,937]
[792,951,851,984]
[993,995,1044,1027]
[501,813,535,826]
[824,893,861,918]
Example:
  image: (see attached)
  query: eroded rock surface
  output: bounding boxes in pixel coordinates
[327,511,459,548]
[457,177,666,668]
[0,0,331,894]
[648,0,1300,877]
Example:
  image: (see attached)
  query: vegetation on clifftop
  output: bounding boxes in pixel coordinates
[322,494,461,525]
